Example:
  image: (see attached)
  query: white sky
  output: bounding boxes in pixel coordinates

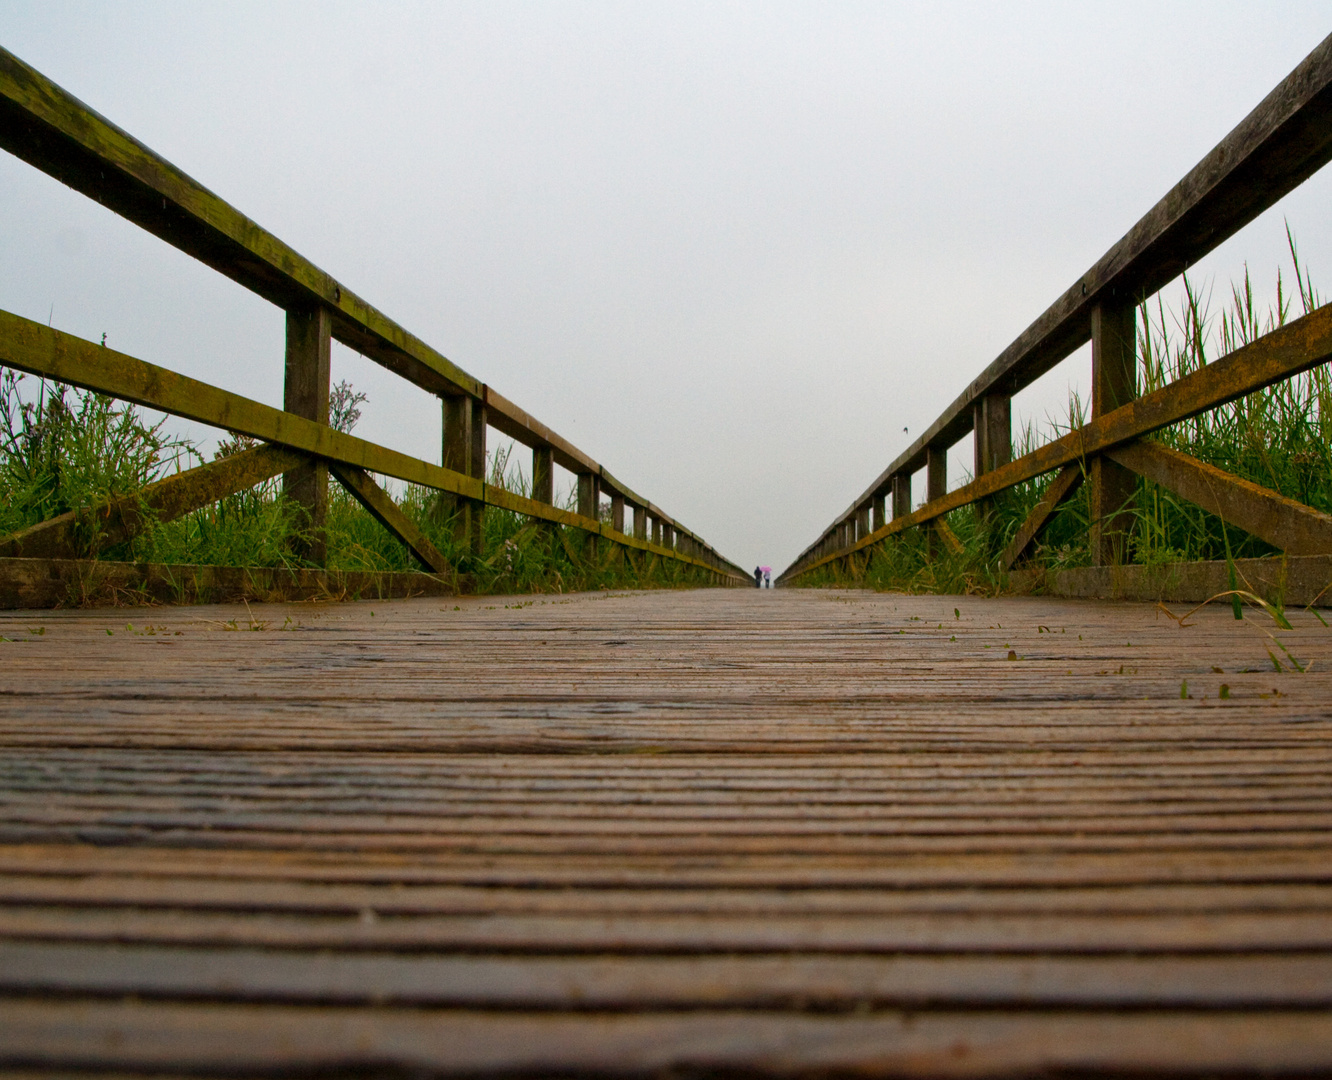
[2,3,1330,571]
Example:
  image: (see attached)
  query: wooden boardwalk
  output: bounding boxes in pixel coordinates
[1,587,1331,1076]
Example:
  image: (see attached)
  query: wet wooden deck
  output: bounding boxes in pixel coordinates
[1,586,1330,1077]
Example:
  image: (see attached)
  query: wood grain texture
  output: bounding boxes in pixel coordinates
[1,588,1331,1074]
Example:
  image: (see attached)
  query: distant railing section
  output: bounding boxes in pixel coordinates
[0,47,748,586]
[780,35,1332,587]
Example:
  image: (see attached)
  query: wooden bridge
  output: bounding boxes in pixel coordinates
[3,34,1332,1079]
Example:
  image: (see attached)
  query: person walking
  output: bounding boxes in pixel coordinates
[753,566,763,588]
[763,567,771,588]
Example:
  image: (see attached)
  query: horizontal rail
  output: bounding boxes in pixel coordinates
[786,33,1332,577]
[0,310,748,582]
[785,301,1332,579]
[0,46,741,578]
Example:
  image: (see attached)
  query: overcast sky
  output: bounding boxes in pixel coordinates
[2,3,1331,572]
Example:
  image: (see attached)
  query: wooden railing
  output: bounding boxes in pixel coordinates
[0,47,748,587]
[780,34,1332,590]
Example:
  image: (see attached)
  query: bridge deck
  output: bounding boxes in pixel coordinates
[1,587,1330,1076]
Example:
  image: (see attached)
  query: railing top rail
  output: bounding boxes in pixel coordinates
[0,45,738,571]
[788,33,1332,575]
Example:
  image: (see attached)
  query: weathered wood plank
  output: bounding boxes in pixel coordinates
[4,942,1331,1008]
[1,590,1331,1073]
[4,999,1332,1076]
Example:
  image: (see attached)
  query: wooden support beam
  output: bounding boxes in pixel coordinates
[633,505,647,541]
[0,444,304,559]
[871,495,886,532]
[1090,301,1138,564]
[441,395,485,552]
[531,446,554,505]
[933,519,965,556]
[576,473,600,522]
[891,474,911,520]
[283,306,331,564]
[926,445,948,557]
[1108,440,1332,557]
[855,505,869,543]
[1000,463,1086,571]
[611,494,625,535]
[328,463,450,575]
[973,394,1011,477]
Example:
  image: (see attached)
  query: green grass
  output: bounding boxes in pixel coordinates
[0,375,719,596]
[804,228,1332,594]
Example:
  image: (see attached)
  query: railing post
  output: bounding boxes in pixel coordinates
[652,517,661,546]
[442,393,486,552]
[283,305,332,564]
[891,473,911,520]
[855,504,870,542]
[872,494,886,532]
[532,446,554,506]
[1090,301,1138,564]
[973,393,1010,531]
[633,504,647,541]
[926,444,947,557]
[611,493,625,535]
[577,471,600,559]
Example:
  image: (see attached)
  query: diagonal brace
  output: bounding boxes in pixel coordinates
[1000,463,1086,571]
[329,463,451,575]
[1107,440,1332,557]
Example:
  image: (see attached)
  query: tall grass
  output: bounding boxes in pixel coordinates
[808,228,1331,594]
[0,372,718,595]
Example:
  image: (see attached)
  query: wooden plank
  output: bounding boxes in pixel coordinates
[0,590,1330,1074]
[327,464,450,576]
[1108,440,1332,557]
[1000,463,1085,571]
[0,444,304,559]
[1012,552,1332,607]
[0,47,481,400]
[3,999,1332,1076]
[0,555,453,608]
[3,942,1331,1008]
[792,300,1332,576]
[801,34,1332,564]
